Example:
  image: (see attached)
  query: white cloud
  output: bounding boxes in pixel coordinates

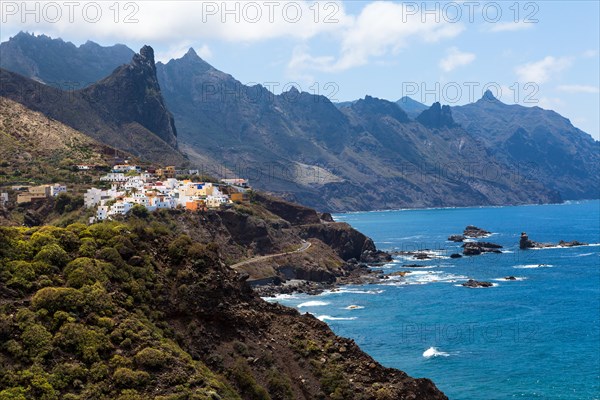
[488,21,534,32]
[439,47,476,72]
[514,56,572,84]
[583,50,598,58]
[557,85,599,94]
[0,1,351,45]
[287,2,464,74]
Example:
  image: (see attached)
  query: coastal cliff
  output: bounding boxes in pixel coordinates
[0,207,448,399]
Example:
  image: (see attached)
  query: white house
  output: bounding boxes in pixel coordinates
[84,187,121,208]
[100,173,128,182]
[50,184,67,197]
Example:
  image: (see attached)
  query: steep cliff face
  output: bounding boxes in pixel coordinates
[0,46,183,164]
[82,46,178,149]
[452,91,600,200]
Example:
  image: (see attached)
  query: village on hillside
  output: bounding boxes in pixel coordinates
[2,164,250,224]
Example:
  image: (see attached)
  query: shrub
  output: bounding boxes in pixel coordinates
[230,359,270,400]
[112,368,150,387]
[78,238,97,258]
[54,323,112,363]
[168,235,192,264]
[0,387,28,400]
[34,244,70,268]
[6,261,36,290]
[267,369,293,400]
[130,204,149,219]
[64,258,107,288]
[134,347,169,370]
[49,362,88,390]
[32,287,85,314]
[21,323,53,359]
[53,193,83,215]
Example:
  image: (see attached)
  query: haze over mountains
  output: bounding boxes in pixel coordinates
[1,32,598,211]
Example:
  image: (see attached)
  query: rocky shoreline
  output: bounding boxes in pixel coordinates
[255,253,391,297]
[254,225,592,296]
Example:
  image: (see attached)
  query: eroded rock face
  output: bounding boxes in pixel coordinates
[463,225,491,238]
[253,192,321,226]
[462,279,493,288]
[462,241,502,255]
[448,235,465,242]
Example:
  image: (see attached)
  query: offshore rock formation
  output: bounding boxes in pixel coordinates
[520,232,588,249]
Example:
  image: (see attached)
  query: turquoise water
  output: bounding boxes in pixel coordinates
[269,201,600,399]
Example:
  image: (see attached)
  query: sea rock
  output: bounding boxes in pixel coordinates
[504,276,517,281]
[450,253,462,259]
[519,232,586,249]
[519,232,540,249]
[462,241,503,255]
[394,251,433,260]
[463,225,491,238]
[448,235,465,242]
[558,240,588,247]
[402,264,431,268]
[461,279,493,288]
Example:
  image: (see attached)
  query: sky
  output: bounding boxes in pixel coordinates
[1,1,599,139]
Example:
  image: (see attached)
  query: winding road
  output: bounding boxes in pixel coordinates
[230,240,312,269]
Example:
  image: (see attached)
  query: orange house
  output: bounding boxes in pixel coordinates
[230,193,248,203]
[186,200,206,212]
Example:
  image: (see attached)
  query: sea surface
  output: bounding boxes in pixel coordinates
[267,200,600,400]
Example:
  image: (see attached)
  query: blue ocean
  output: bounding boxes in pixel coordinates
[269,200,600,399]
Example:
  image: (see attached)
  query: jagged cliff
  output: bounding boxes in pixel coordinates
[0,46,182,164]
[0,205,448,400]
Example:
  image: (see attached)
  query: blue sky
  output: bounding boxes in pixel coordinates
[2,1,599,139]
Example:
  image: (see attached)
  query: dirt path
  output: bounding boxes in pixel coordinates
[230,240,311,269]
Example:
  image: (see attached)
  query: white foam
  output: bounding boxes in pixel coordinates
[562,252,594,258]
[320,288,384,296]
[297,301,330,308]
[423,347,450,358]
[317,315,357,321]
[261,293,299,301]
[513,264,553,269]
[530,243,599,251]
[492,277,527,281]
[344,305,365,310]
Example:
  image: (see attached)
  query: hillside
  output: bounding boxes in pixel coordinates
[0,97,120,185]
[0,205,447,400]
[0,47,183,165]
[155,50,561,211]
[1,33,597,210]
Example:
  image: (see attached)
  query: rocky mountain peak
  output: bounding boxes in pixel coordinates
[132,45,156,71]
[352,95,410,123]
[478,89,503,104]
[416,102,457,129]
[183,47,198,59]
[82,45,178,148]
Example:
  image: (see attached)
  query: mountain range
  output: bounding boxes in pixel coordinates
[1,32,598,211]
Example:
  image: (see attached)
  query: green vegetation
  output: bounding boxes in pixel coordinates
[0,218,242,399]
